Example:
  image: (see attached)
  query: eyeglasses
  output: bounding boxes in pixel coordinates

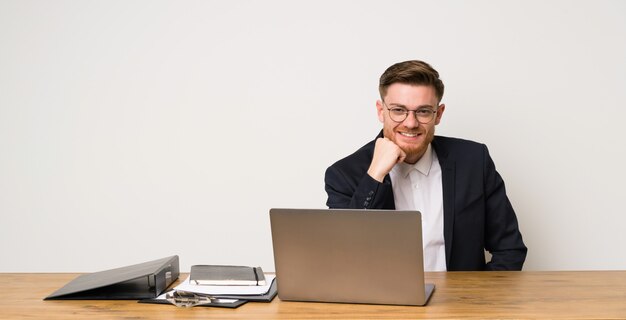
[383,102,438,124]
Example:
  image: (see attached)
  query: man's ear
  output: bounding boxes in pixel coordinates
[435,104,445,125]
[376,100,385,123]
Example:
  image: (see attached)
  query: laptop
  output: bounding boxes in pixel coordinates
[269,208,435,306]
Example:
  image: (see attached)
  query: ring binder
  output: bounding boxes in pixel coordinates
[44,255,180,300]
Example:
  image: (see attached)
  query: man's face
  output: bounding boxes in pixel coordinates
[376,83,445,164]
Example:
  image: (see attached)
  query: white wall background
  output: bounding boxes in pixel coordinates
[1,0,625,272]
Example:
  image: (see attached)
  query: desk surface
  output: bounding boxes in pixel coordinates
[1,271,625,319]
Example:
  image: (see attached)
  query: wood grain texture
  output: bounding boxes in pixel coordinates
[1,271,625,319]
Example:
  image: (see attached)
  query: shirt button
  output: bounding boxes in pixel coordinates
[413,184,419,189]
[366,197,371,201]
[364,201,369,207]
[368,191,374,196]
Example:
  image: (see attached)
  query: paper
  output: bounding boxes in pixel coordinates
[154,290,239,305]
[174,274,276,296]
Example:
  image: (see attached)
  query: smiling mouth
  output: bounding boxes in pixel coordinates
[399,132,420,137]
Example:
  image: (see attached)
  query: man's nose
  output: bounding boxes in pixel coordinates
[402,111,419,128]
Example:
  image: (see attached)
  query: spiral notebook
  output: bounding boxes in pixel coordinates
[189,265,266,286]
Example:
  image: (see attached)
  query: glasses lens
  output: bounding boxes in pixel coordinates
[389,108,407,122]
[416,109,435,124]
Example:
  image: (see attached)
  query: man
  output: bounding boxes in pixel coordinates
[324,60,527,271]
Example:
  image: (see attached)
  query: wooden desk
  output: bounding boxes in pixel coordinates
[1,271,625,319]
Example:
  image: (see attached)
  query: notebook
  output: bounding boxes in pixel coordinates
[190,265,266,286]
[269,208,435,306]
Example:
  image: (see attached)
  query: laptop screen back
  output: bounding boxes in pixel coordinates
[270,208,431,306]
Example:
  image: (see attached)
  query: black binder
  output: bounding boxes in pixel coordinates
[44,255,179,300]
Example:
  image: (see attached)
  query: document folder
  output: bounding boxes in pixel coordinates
[138,277,278,308]
[44,255,179,300]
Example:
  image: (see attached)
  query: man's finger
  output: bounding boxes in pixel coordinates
[397,148,407,164]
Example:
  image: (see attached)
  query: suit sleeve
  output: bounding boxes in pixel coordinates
[324,165,394,209]
[482,145,528,270]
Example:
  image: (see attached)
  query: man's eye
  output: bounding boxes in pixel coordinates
[417,109,433,115]
[391,108,407,113]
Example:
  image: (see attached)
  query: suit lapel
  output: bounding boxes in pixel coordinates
[433,137,456,268]
[374,130,397,209]
[384,174,396,209]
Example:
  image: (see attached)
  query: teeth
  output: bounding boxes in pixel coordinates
[400,132,418,137]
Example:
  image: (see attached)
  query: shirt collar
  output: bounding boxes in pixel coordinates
[392,144,434,178]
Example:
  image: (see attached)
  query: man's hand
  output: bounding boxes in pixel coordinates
[367,137,406,182]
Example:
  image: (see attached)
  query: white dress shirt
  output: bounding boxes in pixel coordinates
[389,144,447,271]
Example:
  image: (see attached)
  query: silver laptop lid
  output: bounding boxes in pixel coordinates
[270,208,432,306]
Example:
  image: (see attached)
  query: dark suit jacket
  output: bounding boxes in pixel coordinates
[324,132,527,271]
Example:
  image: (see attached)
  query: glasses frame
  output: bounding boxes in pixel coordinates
[382,101,439,124]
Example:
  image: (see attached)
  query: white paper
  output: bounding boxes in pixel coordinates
[152,290,239,304]
[174,274,276,296]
